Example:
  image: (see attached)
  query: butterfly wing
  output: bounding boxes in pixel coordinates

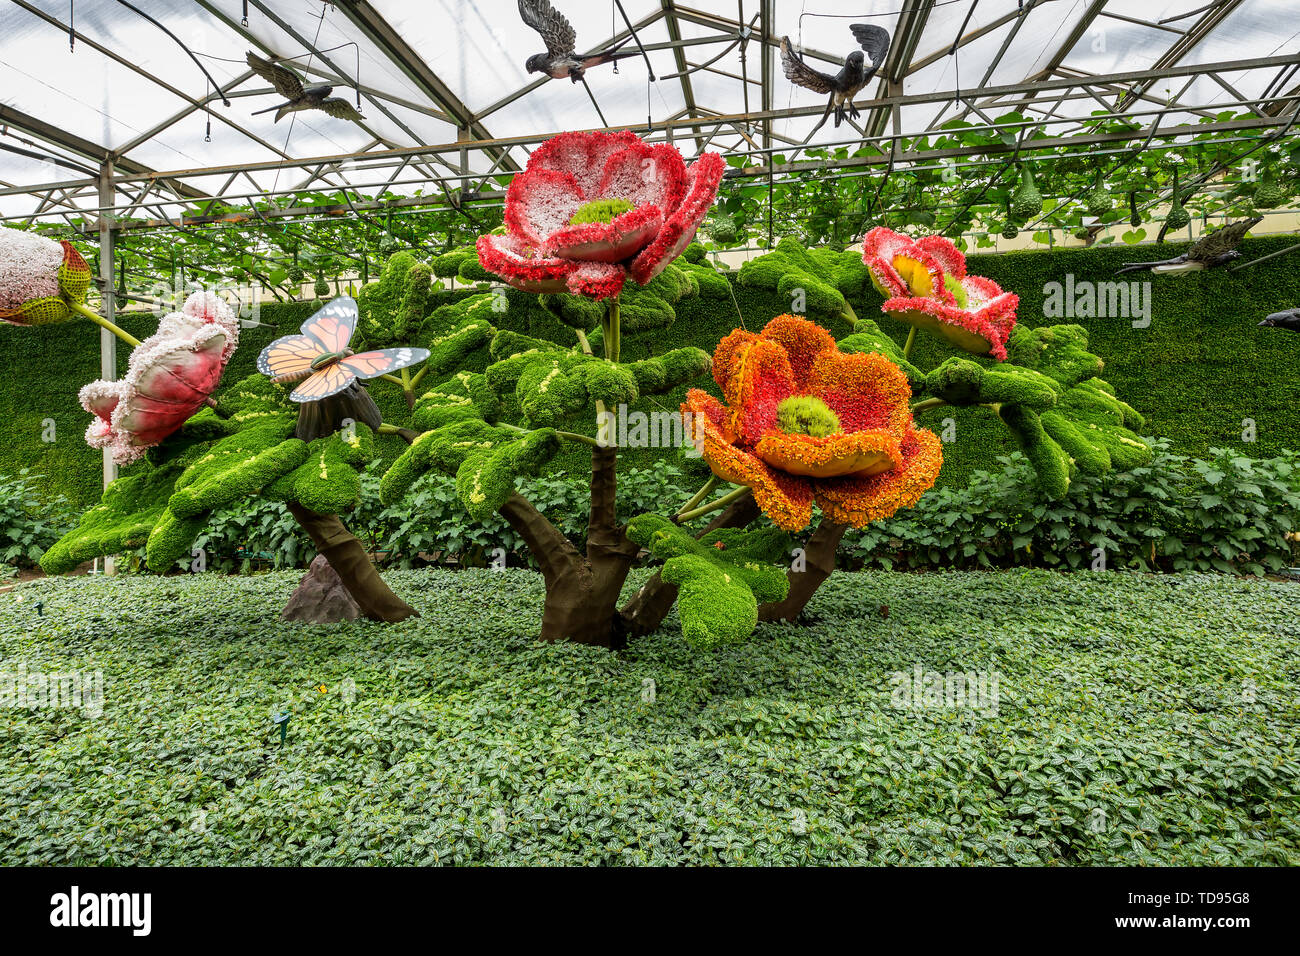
[289,364,357,403]
[337,347,430,379]
[299,296,358,353]
[258,334,320,384]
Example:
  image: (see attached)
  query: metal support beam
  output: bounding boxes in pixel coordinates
[332,0,517,172]
[97,162,118,574]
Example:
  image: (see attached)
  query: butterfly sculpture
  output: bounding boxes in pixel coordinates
[257,297,428,402]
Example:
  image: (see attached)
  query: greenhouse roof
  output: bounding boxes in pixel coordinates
[1,0,1297,225]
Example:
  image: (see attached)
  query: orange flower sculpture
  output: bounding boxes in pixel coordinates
[862,227,1018,360]
[683,315,942,531]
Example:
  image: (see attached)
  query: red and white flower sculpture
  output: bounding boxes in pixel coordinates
[0,227,92,326]
[80,292,241,465]
[862,227,1019,361]
[477,130,724,300]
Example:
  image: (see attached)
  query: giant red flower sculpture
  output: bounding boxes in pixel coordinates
[683,315,942,532]
[80,292,241,465]
[862,227,1018,360]
[477,130,724,300]
[0,227,92,326]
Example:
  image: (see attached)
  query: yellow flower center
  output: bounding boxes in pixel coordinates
[776,395,841,438]
[569,198,634,225]
[892,254,934,297]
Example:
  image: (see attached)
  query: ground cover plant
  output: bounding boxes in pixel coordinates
[1,569,1297,865]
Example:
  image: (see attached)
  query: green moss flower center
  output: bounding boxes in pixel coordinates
[777,395,841,438]
[943,273,968,309]
[569,198,635,226]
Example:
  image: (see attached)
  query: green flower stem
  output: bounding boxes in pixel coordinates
[377,423,421,444]
[71,301,142,348]
[676,484,750,523]
[903,325,917,360]
[675,475,720,520]
[841,300,859,323]
[910,397,948,415]
[604,297,621,364]
[377,373,406,386]
[575,328,593,355]
[499,419,598,448]
[409,364,428,390]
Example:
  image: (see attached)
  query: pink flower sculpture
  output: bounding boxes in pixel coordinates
[0,228,92,326]
[80,292,241,464]
[862,227,1018,361]
[476,130,724,300]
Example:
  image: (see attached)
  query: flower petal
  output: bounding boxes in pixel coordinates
[526,129,644,198]
[804,348,913,436]
[476,233,575,293]
[914,234,966,280]
[755,314,837,391]
[882,278,1019,361]
[504,167,586,247]
[565,261,627,300]
[756,430,900,478]
[597,142,687,213]
[683,389,814,532]
[721,336,795,446]
[629,151,724,286]
[813,426,943,528]
[542,204,663,263]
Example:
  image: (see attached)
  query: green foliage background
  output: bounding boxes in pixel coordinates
[2,235,1297,507]
[3,568,1298,864]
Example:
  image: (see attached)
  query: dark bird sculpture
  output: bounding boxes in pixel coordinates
[1259,308,1300,332]
[780,24,891,135]
[519,0,636,82]
[245,52,365,124]
[1116,216,1263,275]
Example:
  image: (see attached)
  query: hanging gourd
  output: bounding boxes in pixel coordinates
[1129,190,1142,228]
[1165,172,1190,231]
[1084,169,1110,219]
[709,215,739,244]
[1253,169,1285,209]
[1010,164,1042,223]
[1001,200,1018,239]
[314,276,330,298]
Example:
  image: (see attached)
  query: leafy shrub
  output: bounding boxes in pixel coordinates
[844,440,1300,575]
[3,568,1298,864]
[0,469,74,567]
[142,459,694,573]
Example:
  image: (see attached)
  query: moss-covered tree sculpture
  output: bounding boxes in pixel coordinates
[31,130,1153,650]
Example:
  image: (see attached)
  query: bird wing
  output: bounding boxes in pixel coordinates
[319,97,366,122]
[849,24,891,69]
[518,0,577,58]
[780,37,836,94]
[246,51,305,101]
[1187,216,1263,261]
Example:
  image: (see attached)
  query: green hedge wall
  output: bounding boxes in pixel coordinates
[3,235,1297,507]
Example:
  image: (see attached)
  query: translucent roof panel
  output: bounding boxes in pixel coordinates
[0,0,1295,224]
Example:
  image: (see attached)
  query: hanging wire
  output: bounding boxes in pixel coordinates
[110,0,231,106]
[241,0,249,27]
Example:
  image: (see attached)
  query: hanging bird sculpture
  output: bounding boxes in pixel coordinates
[518,0,637,82]
[245,52,365,124]
[1115,216,1264,275]
[1259,308,1300,333]
[780,24,891,134]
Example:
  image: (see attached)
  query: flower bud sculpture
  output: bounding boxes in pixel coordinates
[0,227,92,326]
